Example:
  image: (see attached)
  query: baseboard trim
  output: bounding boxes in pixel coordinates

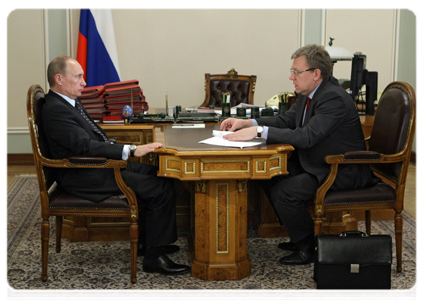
[8,154,34,165]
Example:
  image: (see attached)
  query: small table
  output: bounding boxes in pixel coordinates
[154,125,294,281]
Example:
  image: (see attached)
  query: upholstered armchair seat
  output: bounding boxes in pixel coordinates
[49,184,129,210]
[324,182,396,206]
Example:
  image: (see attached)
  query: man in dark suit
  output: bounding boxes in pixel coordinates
[220,45,378,265]
[42,56,190,275]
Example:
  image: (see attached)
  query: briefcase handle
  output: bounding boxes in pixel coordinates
[339,231,369,237]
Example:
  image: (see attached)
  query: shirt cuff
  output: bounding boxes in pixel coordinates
[122,145,130,160]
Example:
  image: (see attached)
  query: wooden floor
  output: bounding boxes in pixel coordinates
[7,163,416,219]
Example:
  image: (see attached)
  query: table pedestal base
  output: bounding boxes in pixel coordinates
[190,179,251,281]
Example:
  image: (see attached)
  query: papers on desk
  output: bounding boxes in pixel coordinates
[199,130,263,149]
[172,124,205,129]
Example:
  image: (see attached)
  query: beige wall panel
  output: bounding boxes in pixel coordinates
[325,9,395,94]
[108,9,300,108]
[7,9,45,129]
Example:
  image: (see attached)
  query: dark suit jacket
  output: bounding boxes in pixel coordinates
[257,76,376,190]
[42,90,124,201]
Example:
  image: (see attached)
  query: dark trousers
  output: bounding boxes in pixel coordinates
[260,157,318,244]
[104,161,178,247]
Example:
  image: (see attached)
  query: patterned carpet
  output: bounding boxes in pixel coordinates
[7,175,416,293]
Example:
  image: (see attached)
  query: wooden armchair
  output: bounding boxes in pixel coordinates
[200,68,257,107]
[314,81,416,272]
[26,85,139,283]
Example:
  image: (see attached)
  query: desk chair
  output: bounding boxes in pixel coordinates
[26,85,139,283]
[313,81,416,272]
[200,68,257,107]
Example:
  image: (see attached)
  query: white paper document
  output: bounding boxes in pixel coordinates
[172,124,205,129]
[199,130,263,149]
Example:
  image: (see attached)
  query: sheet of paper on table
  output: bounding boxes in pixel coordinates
[199,130,263,149]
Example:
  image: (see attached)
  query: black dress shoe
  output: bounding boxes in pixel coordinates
[143,254,191,275]
[279,236,315,265]
[138,244,180,256]
[277,241,297,251]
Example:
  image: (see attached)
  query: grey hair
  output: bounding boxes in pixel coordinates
[291,44,332,79]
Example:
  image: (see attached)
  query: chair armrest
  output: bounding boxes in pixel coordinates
[37,155,128,170]
[67,156,109,165]
[325,149,406,165]
[38,155,137,209]
[325,151,382,164]
[343,151,381,161]
[315,150,381,214]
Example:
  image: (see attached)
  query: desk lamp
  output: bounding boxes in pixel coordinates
[325,37,353,69]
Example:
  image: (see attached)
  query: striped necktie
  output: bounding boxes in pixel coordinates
[75,100,109,142]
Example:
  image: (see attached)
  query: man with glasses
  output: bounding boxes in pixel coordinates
[220,44,378,265]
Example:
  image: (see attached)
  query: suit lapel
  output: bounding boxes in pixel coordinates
[296,95,307,127]
[301,77,331,126]
[47,91,105,140]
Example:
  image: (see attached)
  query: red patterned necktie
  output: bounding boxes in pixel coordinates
[302,97,311,126]
[305,97,311,113]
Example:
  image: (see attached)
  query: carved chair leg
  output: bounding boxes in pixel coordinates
[395,213,403,272]
[130,222,138,283]
[56,216,62,253]
[365,210,372,235]
[314,217,323,235]
[41,219,50,282]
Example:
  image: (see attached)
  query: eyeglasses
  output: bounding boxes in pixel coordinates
[290,68,316,77]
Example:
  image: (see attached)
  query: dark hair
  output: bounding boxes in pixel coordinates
[291,44,332,79]
[47,56,71,87]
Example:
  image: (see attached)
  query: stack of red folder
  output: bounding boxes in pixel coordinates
[79,85,107,121]
[104,80,149,116]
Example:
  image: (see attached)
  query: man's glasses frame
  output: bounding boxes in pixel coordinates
[290,68,317,77]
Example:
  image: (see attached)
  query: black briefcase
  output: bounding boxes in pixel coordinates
[314,231,392,289]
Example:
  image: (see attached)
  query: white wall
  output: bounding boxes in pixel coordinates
[75,9,300,108]
[7,10,45,153]
[325,9,396,93]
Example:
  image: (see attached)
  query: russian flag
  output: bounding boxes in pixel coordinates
[77,9,120,87]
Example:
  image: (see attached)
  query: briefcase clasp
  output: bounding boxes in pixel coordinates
[351,264,360,273]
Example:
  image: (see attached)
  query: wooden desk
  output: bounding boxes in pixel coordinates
[154,125,294,281]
